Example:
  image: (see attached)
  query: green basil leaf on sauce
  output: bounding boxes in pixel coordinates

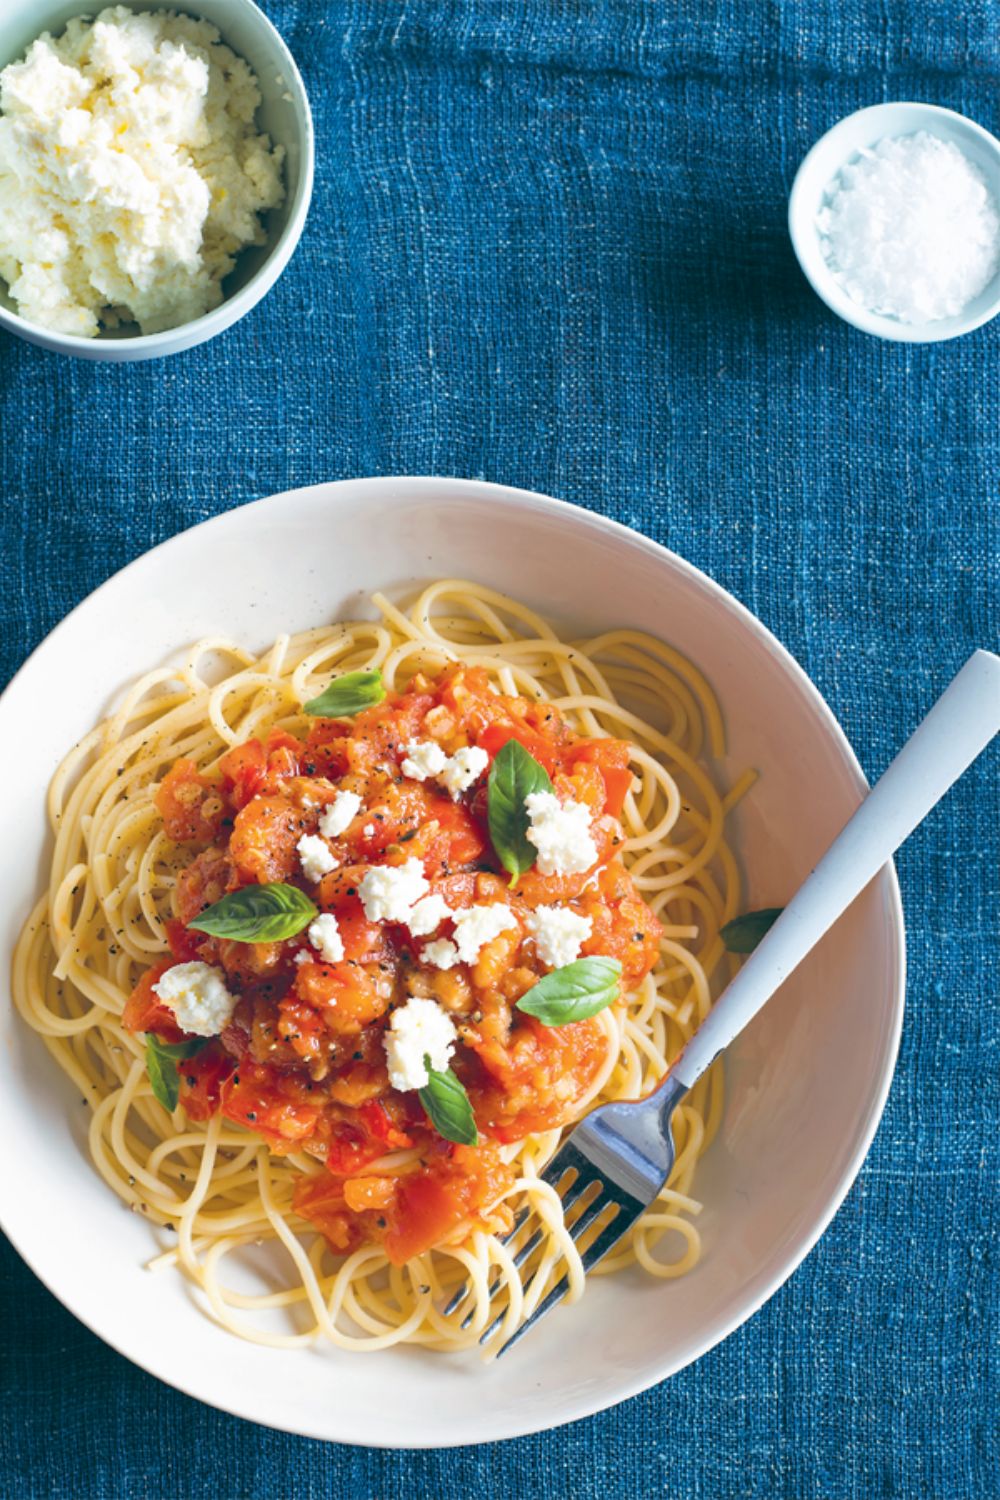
[516,956,623,1026]
[419,1061,479,1146]
[487,739,553,882]
[302,669,385,718]
[720,907,784,954]
[145,1034,206,1112]
[188,882,318,942]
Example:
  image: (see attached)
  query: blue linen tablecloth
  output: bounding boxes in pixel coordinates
[1,2,997,1495]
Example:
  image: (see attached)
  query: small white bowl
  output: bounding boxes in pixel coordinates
[789,102,1000,343]
[0,0,314,361]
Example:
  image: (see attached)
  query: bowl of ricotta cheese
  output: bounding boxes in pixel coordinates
[0,2,314,360]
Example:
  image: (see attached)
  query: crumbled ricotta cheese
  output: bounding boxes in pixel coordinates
[363,823,376,838]
[383,997,457,1091]
[0,6,285,336]
[420,905,516,968]
[525,906,593,969]
[319,789,362,839]
[297,834,338,883]
[422,939,460,970]
[407,893,452,937]
[452,904,519,964]
[307,912,344,965]
[524,791,598,876]
[358,858,429,922]
[400,739,447,781]
[438,745,489,800]
[152,961,236,1038]
[400,739,488,800]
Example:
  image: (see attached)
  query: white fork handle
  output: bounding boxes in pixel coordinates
[670,650,1000,1092]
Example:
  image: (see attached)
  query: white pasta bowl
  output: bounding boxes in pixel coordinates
[0,478,905,1445]
[0,0,314,361]
[788,101,1000,342]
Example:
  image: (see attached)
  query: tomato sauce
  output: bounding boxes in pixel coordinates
[125,665,663,1265]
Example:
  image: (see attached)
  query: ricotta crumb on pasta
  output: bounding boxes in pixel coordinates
[0,6,285,336]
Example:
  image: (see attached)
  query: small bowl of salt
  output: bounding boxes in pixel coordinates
[789,102,1000,342]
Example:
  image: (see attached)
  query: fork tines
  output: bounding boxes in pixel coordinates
[441,1142,643,1354]
[493,1209,633,1356]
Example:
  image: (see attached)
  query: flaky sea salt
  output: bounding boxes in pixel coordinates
[817,131,1000,323]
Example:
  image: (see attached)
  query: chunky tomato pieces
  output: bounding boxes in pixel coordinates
[125,664,662,1264]
[293,1142,513,1265]
[156,760,224,844]
[178,1043,234,1121]
[122,959,185,1044]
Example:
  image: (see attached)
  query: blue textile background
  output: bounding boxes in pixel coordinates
[1,2,997,1495]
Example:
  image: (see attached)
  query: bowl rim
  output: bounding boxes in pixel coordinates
[0,0,315,357]
[788,101,1000,344]
[0,476,907,1444]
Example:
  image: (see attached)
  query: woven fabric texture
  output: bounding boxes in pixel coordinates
[1,2,997,1496]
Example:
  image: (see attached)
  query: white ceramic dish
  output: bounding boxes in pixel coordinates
[788,102,1000,343]
[0,477,905,1446]
[0,0,314,361]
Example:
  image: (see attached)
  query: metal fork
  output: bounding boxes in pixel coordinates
[444,649,1000,1356]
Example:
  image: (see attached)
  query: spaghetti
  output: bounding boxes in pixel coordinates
[12,581,754,1353]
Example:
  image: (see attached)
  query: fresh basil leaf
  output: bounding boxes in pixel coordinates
[145,1033,206,1112]
[516,956,622,1025]
[487,739,553,882]
[303,669,385,718]
[720,907,783,954]
[188,882,317,942]
[419,1060,479,1146]
[150,1037,210,1061]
